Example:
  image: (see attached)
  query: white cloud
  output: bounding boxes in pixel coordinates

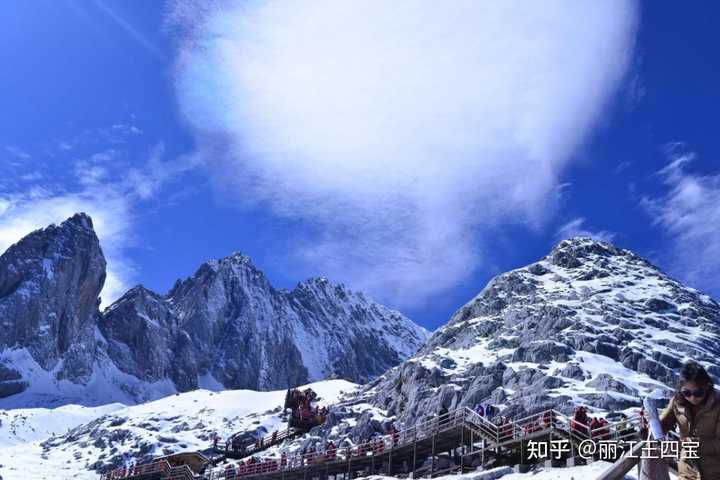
[4,146,32,161]
[555,217,616,244]
[0,140,200,308]
[642,146,720,297]
[169,0,638,307]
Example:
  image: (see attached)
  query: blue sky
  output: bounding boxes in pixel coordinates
[0,1,718,331]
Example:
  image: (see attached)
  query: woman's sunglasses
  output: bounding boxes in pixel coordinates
[681,388,706,398]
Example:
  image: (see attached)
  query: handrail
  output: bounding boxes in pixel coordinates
[111,405,655,480]
[210,407,654,479]
[103,459,171,479]
[165,465,196,480]
[224,426,297,457]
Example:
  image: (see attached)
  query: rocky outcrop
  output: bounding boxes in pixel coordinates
[0,213,105,391]
[100,254,428,391]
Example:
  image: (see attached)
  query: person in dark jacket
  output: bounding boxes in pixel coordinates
[661,361,720,480]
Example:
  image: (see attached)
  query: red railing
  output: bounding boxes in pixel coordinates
[104,405,653,479]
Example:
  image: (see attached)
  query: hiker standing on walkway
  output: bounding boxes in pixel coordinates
[660,361,720,479]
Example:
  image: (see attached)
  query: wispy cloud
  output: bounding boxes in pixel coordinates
[555,217,617,243]
[4,146,32,161]
[641,144,720,297]
[615,161,634,174]
[90,0,165,60]
[0,129,200,307]
[168,0,638,307]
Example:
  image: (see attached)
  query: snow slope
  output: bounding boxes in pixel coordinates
[0,379,357,480]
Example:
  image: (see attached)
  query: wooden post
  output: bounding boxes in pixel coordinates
[595,441,643,480]
[412,431,417,477]
[431,432,436,477]
[481,439,484,469]
[460,424,465,472]
[388,443,393,476]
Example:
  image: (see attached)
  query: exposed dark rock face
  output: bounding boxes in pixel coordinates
[0,214,427,404]
[0,213,105,388]
[99,253,427,392]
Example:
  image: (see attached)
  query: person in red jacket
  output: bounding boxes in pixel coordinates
[571,406,589,436]
[543,410,555,429]
[374,437,385,454]
[325,441,337,461]
[589,417,601,438]
[389,425,400,446]
[307,446,316,464]
[597,417,610,440]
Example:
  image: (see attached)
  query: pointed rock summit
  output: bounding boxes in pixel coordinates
[0,213,106,397]
[358,235,719,430]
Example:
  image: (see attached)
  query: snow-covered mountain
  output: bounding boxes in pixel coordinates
[3,235,704,480]
[294,237,720,447]
[0,214,428,408]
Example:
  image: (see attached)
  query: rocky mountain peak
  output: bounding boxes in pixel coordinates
[64,211,95,230]
[0,212,106,394]
[362,236,720,429]
[548,235,639,269]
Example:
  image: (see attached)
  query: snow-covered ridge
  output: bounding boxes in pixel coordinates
[0,213,428,408]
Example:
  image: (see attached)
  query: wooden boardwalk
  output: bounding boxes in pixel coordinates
[207,407,647,480]
[103,406,653,480]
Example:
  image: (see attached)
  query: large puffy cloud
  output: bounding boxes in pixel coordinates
[169,0,638,307]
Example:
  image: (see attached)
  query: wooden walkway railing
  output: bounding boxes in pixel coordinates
[101,406,652,480]
[221,427,301,460]
[207,407,648,479]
